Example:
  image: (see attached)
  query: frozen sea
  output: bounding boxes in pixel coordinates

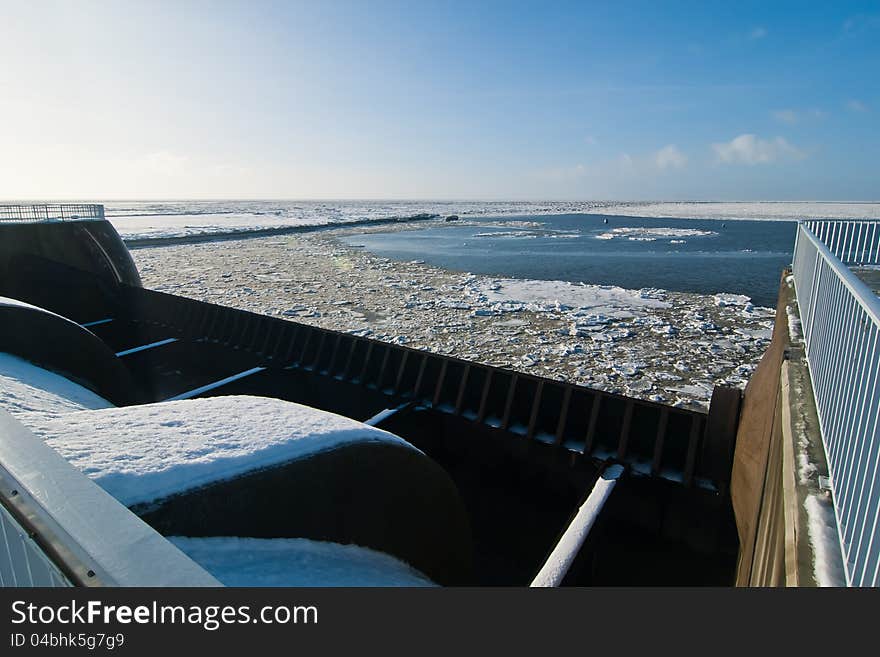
[341,215,796,308]
[105,200,880,307]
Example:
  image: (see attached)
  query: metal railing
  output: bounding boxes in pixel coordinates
[792,219,880,586]
[804,220,880,265]
[0,410,221,588]
[0,204,105,223]
[0,500,71,586]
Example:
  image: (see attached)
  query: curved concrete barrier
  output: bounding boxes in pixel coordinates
[0,298,141,406]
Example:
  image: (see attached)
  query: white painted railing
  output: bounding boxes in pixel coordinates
[792,220,880,587]
[0,204,105,222]
[804,220,880,265]
[0,501,71,586]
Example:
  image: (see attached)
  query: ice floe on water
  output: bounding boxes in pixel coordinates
[595,227,717,241]
[133,226,778,411]
[106,200,880,243]
[472,227,581,240]
[470,278,669,318]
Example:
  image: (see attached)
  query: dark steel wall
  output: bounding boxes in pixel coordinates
[0,220,141,323]
[120,287,740,494]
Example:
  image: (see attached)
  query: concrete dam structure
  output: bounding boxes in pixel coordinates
[0,204,875,587]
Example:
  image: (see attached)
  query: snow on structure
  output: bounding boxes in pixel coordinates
[20,395,418,507]
[169,536,436,587]
[0,353,113,419]
[804,494,848,587]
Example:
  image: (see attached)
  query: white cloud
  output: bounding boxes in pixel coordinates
[653,144,687,170]
[847,99,869,112]
[773,108,827,123]
[712,134,805,165]
[843,14,880,33]
[749,26,768,40]
[772,109,798,124]
[535,144,686,184]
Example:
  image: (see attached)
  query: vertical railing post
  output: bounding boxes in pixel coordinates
[794,219,880,587]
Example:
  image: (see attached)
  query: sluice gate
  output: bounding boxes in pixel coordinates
[0,207,747,586]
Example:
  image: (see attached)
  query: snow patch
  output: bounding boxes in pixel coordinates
[169,536,436,587]
[471,278,670,318]
[786,304,802,342]
[0,353,113,420]
[595,227,716,241]
[804,494,847,586]
[19,396,417,507]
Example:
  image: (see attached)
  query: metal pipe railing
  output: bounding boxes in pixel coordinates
[792,219,880,587]
[0,204,105,223]
[803,220,880,265]
[531,464,624,587]
[0,410,221,588]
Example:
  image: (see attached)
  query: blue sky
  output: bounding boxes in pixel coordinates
[1,0,878,200]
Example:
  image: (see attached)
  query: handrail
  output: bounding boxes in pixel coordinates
[792,219,880,587]
[796,223,880,329]
[531,464,624,587]
[0,410,221,587]
[0,204,105,223]
[803,220,880,266]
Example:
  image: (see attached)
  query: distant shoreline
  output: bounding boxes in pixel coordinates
[123,213,441,248]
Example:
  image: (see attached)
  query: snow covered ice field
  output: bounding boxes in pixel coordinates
[132,225,779,410]
[116,199,880,409]
[104,199,880,241]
